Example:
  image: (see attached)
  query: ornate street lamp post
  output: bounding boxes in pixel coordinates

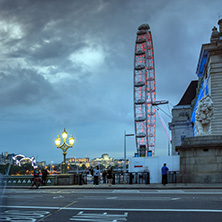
[55,128,75,174]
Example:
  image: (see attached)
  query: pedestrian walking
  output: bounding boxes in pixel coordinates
[30,167,41,189]
[93,166,100,186]
[161,163,169,185]
[107,167,113,186]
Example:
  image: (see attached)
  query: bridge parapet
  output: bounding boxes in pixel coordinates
[0,175,55,186]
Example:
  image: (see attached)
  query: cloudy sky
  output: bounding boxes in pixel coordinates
[0,0,221,163]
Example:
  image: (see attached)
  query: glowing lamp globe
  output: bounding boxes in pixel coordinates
[55,135,61,147]
[69,134,75,146]
[62,129,68,140]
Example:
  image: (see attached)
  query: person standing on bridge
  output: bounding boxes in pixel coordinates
[161,163,169,185]
[42,167,49,185]
[107,167,113,186]
[102,169,107,184]
[93,166,100,187]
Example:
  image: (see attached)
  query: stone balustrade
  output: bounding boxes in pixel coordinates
[0,175,55,186]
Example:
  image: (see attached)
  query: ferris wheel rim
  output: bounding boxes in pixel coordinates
[133,24,156,157]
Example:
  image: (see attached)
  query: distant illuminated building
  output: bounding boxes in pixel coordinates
[0,152,16,165]
[67,157,90,168]
[91,153,114,168]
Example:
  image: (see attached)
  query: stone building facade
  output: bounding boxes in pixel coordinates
[177,135,222,183]
[173,19,222,183]
[193,19,222,135]
[169,81,197,155]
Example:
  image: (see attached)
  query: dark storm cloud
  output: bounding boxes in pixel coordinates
[0,0,221,162]
[0,67,55,106]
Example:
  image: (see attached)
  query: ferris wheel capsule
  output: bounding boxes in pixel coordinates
[134,24,156,157]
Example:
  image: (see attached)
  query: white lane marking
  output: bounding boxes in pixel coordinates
[56,190,70,193]
[113,190,139,193]
[79,196,179,201]
[121,197,180,201]
[78,196,108,200]
[53,195,64,199]
[1,205,222,213]
[157,190,185,193]
[70,211,128,221]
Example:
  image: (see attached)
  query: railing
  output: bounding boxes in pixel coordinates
[85,172,150,185]
[85,171,178,184]
[113,172,150,184]
[0,171,179,186]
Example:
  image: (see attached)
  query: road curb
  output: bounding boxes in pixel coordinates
[4,184,222,190]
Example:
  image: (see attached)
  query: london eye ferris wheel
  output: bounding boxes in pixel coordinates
[133,24,157,157]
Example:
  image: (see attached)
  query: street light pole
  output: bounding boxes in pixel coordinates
[50,161,53,174]
[124,130,134,183]
[55,128,75,174]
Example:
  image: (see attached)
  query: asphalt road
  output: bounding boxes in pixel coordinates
[1,188,222,221]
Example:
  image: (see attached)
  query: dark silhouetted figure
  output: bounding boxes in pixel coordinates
[107,167,113,186]
[42,168,49,185]
[102,169,107,184]
[161,163,169,185]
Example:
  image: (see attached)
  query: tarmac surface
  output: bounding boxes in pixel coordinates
[2,183,222,221]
